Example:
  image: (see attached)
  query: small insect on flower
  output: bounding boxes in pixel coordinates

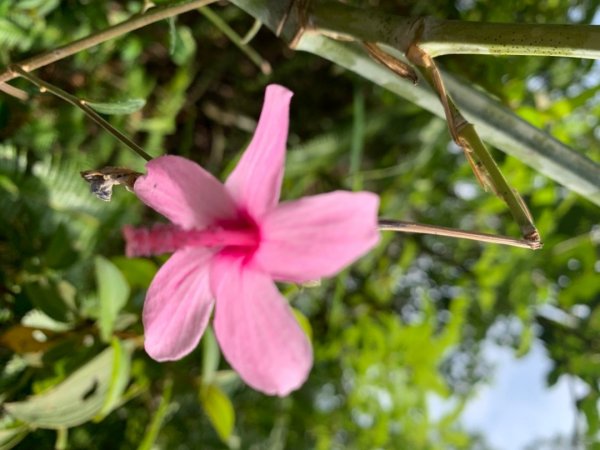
[81,167,142,201]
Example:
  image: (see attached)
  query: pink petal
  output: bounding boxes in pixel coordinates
[135,155,237,229]
[225,85,293,218]
[211,255,312,396]
[254,191,380,283]
[143,247,215,361]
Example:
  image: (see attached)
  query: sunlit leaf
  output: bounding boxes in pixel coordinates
[5,341,133,428]
[94,339,133,420]
[0,422,29,450]
[111,256,157,290]
[199,383,235,444]
[169,24,196,65]
[292,308,313,341]
[201,326,220,384]
[86,99,146,115]
[95,256,130,342]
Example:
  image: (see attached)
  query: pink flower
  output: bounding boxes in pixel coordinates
[124,84,380,396]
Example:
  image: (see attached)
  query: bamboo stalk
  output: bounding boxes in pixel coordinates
[307,1,600,59]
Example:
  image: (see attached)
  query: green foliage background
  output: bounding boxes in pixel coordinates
[0,0,599,448]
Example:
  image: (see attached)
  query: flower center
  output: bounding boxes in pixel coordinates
[123,218,260,258]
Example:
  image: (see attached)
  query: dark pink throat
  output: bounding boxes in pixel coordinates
[123,221,260,257]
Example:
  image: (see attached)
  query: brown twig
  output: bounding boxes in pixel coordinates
[379,219,542,250]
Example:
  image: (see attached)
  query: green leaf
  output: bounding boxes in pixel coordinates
[168,17,177,56]
[0,422,29,450]
[43,224,77,270]
[0,174,18,197]
[21,310,72,333]
[578,392,600,436]
[95,339,133,420]
[23,279,71,323]
[4,342,133,429]
[19,0,60,16]
[169,24,196,66]
[95,256,130,342]
[111,256,157,290]
[292,308,313,341]
[86,99,146,115]
[0,18,29,49]
[199,383,235,444]
[201,326,220,384]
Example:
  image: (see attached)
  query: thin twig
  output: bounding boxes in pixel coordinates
[199,6,272,74]
[11,65,152,162]
[241,19,263,44]
[378,219,542,250]
[0,82,29,101]
[0,0,217,86]
[363,42,417,84]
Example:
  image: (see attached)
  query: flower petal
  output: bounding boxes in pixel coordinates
[135,155,237,229]
[143,247,215,361]
[254,191,380,282]
[211,255,312,396]
[225,84,293,218]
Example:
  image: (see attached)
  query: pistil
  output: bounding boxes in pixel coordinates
[123,223,259,257]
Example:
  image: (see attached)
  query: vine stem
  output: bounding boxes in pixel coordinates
[199,7,272,74]
[378,219,541,250]
[11,65,152,162]
[0,0,217,86]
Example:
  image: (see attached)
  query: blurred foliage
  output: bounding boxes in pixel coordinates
[0,0,599,449]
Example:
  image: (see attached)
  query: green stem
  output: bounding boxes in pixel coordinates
[241,18,264,44]
[350,87,365,191]
[11,65,152,162]
[55,428,68,450]
[137,378,173,450]
[0,0,217,85]
[199,7,272,74]
[308,1,600,59]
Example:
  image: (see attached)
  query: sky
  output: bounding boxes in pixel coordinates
[460,341,587,449]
